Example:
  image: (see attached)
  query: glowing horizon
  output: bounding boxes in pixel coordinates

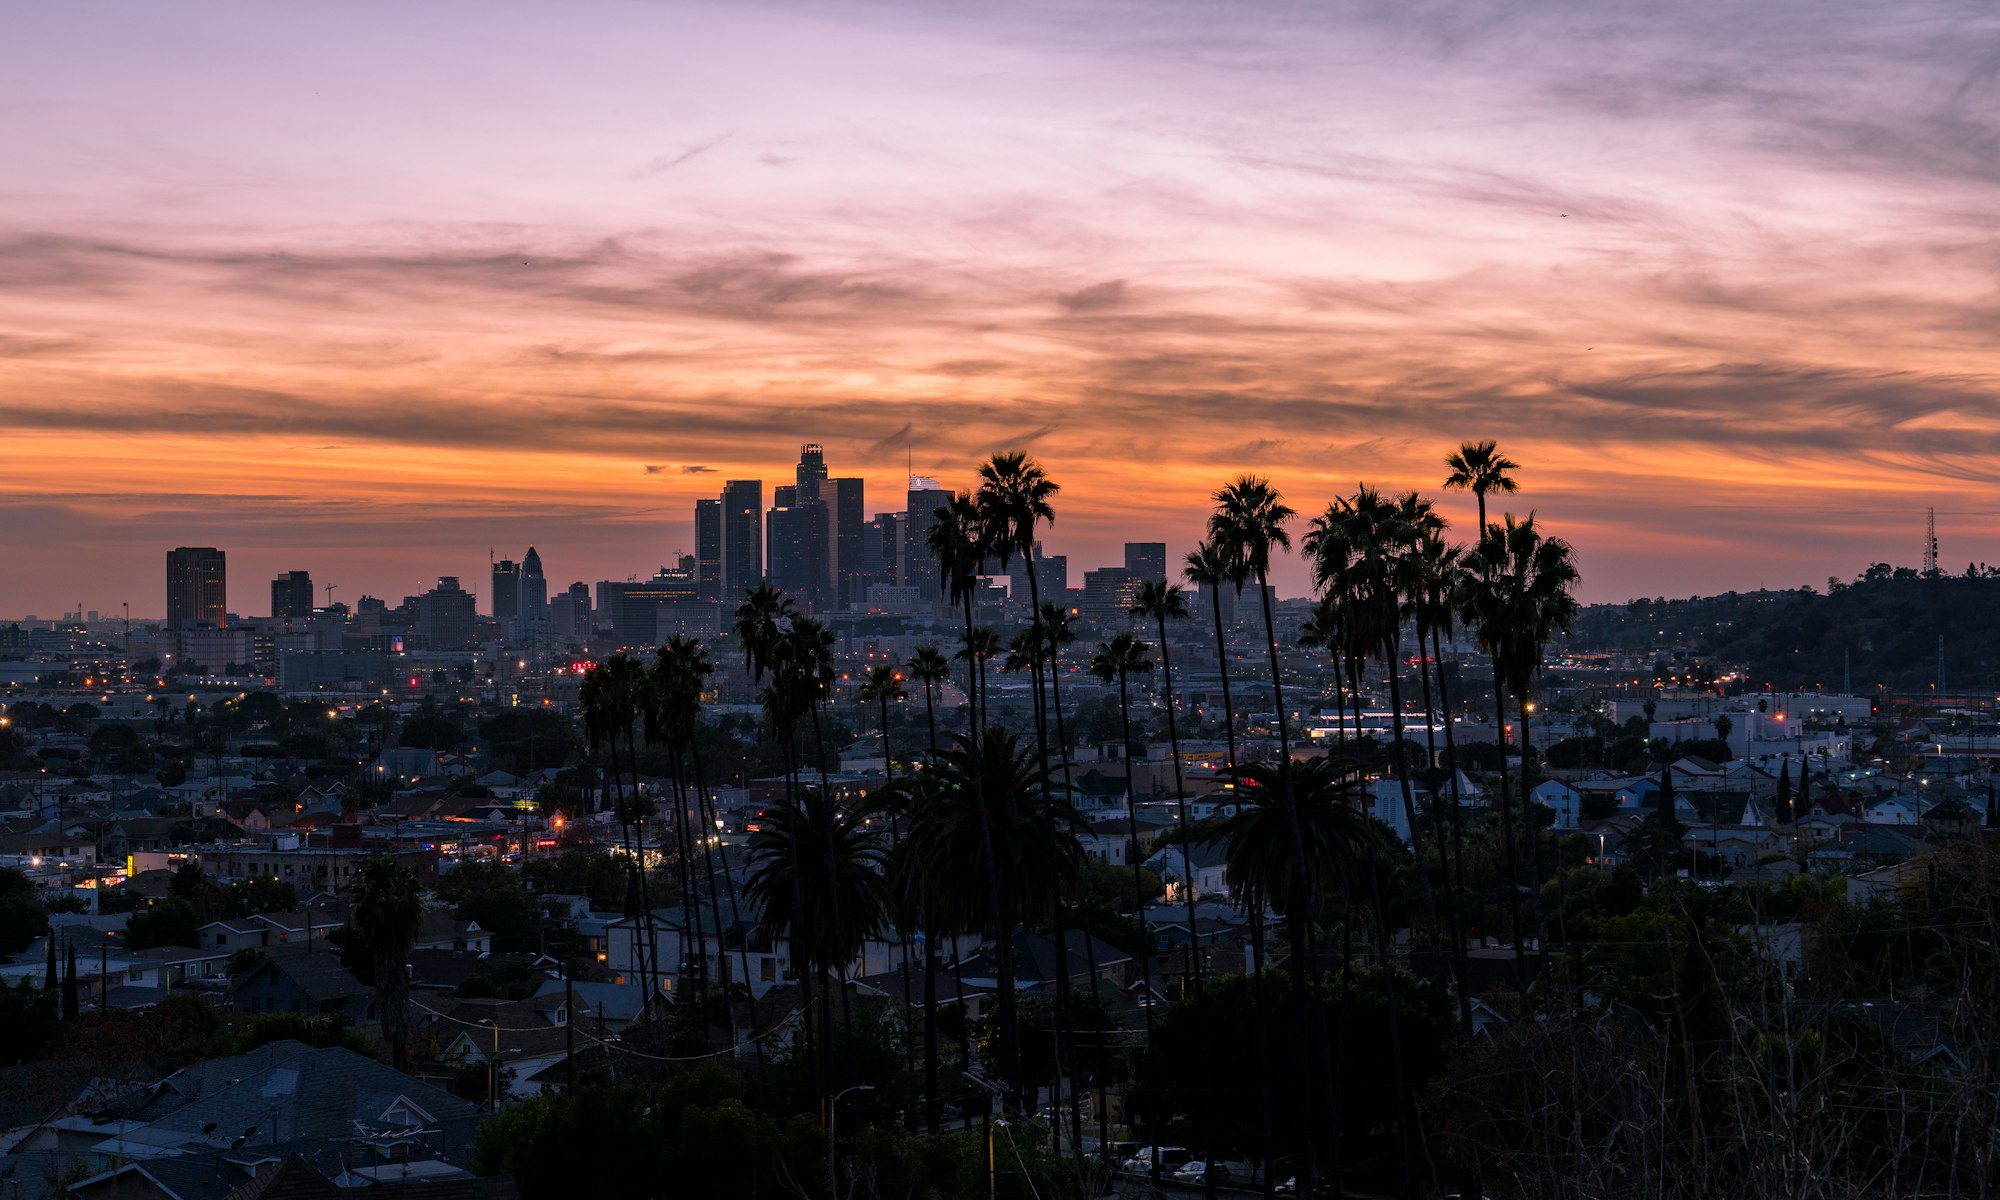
[5,0,1999,617]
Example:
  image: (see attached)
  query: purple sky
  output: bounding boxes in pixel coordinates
[4,1,2000,616]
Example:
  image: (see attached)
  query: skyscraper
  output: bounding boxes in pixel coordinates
[719,479,763,604]
[694,499,722,603]
[1007,545,1068,612]
[1082,566,1142,627]
[166,547,227,630]
[491,558,521,628]
[766,493,809,597]
[520,547,548,624]
[551,581,592,642]
[904,477,952,610]
[1124,542,1168,584]
[831,477,865,607]
[270,570,314,619]
[863,512,902,594]
[417,576,478,649]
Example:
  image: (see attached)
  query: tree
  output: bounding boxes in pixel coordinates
[1443,438,1520,535]
[1185,540,1248,771]
[1208,476,1296,772]
[350,856,424,1070]
[905,646,952,756]
[857,663,906,780]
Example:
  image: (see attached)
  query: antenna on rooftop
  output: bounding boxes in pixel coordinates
[1925,507,1939,575]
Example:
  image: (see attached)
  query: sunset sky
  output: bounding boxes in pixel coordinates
[5,0,1999,617]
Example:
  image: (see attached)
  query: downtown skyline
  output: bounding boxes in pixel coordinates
[6,0,2000,614]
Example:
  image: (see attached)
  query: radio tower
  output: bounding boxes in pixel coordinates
[1924,507,1939,575]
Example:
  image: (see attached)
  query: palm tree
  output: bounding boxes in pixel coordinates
[903,728,1086,1104]
[1185,539,1248,771]
[1131,582,1201,980]
[351,856,424,1071]
[956,626,1002,729]
[1091,628,1172,1183]
[1443,439,1519,536]
[579,655,659,1004]
[858,663,906,782]
[653,636,736,1019]
[1208,477,1296,769]
[1462,513,1580,982]
[743,784,892,1100]
[927,492,990,717]
[1209,758,1381,1199]
[906,646,952,758]
[1412,529,1477,1030]
[977,452,1061,778]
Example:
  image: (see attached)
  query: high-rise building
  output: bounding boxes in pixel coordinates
[831,477,865,607]
[166,547,227,630]
[863,513,902,593]
[1124,542,1168,584]
[597,559,713,645]
[1082,566,1142,627]
[719,480,763,604]
[417,576,478,649]
[552,581,592,642]
[491,559,521,629]
[1007,544,1069,612]
[520,547,548,623]
[766,499,809,597]
[694,499,722,603]
[270,570,314,620]
[903,477,952,610]
[795,444,827,506]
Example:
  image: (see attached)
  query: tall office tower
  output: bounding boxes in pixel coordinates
[719,479,763,604]
[766,497,809,598]
[903,477,953,609]
[795,443,827,506]
[520,547,548,623]
[1006,545,1068,611]
[166,547,227,630]
[1124,542,1168,584]
[863,513,902,593]
[270,570,314,619]
[1194,578,1239,628]
[551,581,593,642]
[491,558,521,629]
[417,576,478,649]
[694,499,723,603]
[831,477,865,607]
[1082,566,1143,627]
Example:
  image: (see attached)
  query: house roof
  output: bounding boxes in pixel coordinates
[236,947,371,1005]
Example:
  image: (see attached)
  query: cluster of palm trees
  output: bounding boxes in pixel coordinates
[566,442,1580,1198]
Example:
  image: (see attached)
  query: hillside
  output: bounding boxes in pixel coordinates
[1570,569,2000,693]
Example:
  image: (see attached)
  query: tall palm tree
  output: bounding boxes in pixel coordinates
[743,784,892,1101]
[928,492,990,718]
[1411,530,1477,1030]
[1209,758,1380,1199]
[1443,439,1519,536]
[906,646,952,757]
[657,636,756,1038]
[1471,516,1580,896]
[1090,629,1169,1183]
[903,728,1086,1099]
[857,662,906,782]
[351,856,424,1071]
[1185,539,1248,772]
[579,655,659,1004]
[1131,581,1200,982]
[956,626,1002,729]
[977,451,1062,783]
[1208,477,1296,769]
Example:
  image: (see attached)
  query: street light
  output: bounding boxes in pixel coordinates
[829,1083,875,1190]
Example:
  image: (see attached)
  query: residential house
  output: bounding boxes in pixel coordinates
[230,947,372,1019]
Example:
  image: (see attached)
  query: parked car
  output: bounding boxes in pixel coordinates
[1174,1159,1255,1186]
[1274,1177,1297,1196]
[1121,1146,1194,1175]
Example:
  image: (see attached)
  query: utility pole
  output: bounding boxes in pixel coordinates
[1925,507,1939,575]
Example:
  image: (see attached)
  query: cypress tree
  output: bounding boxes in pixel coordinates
[62,940,79,1021]
[44,934,57,993]
[1654,764,1682,837]
[1774,758,1792,824]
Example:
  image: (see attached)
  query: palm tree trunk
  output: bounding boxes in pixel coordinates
[1367,857,1416,1199]
[1421,624,1474,1033]
[1489,665,1528,992]
[1382,632,1445,982]
[691,736,761,1065]
[1116,673,1162,1186]
[1257,571,1289,767]
[1284,887,1318,1200]
[1158,614,1218,1200]
[1208,586,1239,772]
